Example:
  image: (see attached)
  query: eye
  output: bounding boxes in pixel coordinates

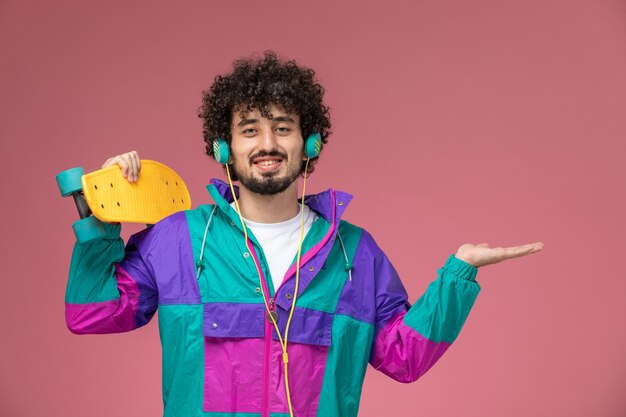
[242,128,257,136]
[275,127,291,134]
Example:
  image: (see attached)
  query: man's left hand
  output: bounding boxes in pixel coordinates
[455,242,544,268]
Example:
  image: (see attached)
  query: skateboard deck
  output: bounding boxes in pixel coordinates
[81,160,191,224]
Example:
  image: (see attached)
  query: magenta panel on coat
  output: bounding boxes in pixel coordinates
[369,313,451,383]
[204,337,327,416]
[65,265,139,334]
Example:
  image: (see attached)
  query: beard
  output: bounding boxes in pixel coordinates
[232,151,303,196]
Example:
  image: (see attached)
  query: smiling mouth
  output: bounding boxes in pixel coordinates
[256,159,281,166]
[252,157,283,171]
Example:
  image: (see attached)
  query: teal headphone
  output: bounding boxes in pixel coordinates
[213,133,322,165]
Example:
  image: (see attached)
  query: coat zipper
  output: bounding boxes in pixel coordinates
[255,190,338,417]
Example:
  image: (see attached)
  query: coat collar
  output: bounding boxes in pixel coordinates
[206,178,353,224]
[206,178,352,311]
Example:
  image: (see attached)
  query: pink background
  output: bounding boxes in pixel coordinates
[1,0,625,416]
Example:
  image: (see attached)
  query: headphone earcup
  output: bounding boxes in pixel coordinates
[305,133,321,158]
[213,138,230,164]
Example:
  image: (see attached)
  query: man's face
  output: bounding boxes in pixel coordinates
[229,104,305,196]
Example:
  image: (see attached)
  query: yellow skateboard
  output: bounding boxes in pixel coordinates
[56,160,191,243]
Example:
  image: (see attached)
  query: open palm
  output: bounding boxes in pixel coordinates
[455,242,544,268]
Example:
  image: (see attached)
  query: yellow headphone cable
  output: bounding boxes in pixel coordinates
[226,158,311,417]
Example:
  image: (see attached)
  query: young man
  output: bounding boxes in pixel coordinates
[66,52,543,417]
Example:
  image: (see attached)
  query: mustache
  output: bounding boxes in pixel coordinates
[249,150,288,164]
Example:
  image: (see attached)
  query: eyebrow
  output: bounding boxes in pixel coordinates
[272,116,296,123]
[236,116,296,127]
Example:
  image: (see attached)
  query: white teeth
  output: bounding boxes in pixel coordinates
[259,160,279,166]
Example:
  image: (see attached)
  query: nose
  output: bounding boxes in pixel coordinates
[258,129,278,151]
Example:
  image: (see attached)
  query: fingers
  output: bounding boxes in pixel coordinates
[101,151,141,182]
[501,242,544,260]
[457,241,544,268]
[126,151,140,182]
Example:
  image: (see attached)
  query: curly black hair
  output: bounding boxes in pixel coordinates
[198,51,331,179]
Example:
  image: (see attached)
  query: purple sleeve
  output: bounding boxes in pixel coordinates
[364,232,480,382]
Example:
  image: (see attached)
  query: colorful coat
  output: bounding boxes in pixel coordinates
[65,179,481,417]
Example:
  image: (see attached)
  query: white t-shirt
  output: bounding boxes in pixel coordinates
[231,203,318,291]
